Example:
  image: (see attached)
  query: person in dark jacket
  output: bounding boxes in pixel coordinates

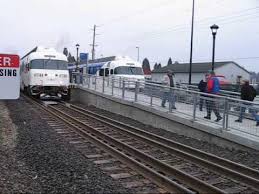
[204,71,222,122]
[235,80,259,126]
[198,74,208,111]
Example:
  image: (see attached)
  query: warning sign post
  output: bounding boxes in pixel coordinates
[0,54,20,99]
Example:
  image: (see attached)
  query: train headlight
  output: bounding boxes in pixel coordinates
[34,73,43,77]
[59,74,68,78]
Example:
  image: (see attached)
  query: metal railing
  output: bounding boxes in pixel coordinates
[72,74,259,137]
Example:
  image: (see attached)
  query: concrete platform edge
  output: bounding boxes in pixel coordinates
[72,87,259,151]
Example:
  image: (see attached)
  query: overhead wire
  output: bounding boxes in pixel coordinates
[121,11,259,53]
[130,7,259,41]
[99,0,174,27]
[131,3,258,36]
[95,1,259,66]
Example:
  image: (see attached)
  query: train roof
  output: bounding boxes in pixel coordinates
[88,56,116,64]
[21,46,67,62]
[88,56,136,64]
[68,55,142,69]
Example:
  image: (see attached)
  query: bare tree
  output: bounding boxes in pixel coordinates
[142,58,151,75]
[63,47,68,56]
[167,57,173,66]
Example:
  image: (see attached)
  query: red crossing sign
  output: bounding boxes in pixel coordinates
[0,54,20,99]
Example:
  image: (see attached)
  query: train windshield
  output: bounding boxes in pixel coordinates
[30,59,68,70]
[114,66,143,75]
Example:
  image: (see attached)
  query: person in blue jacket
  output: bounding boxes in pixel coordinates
[204,71,222,122]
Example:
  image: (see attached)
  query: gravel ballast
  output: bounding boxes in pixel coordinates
[2,96,259,193]
[1,98,133,193]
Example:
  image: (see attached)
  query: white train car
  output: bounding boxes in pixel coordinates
[20,47,70,100]
[87,56,145,81]
[68,56,145,88]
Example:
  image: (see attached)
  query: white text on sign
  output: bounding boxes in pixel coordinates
[0,57,12,66]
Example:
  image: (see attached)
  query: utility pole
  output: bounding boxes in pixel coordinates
[188,0,195,85]
[136,46,140,61]
[90,24,99,60]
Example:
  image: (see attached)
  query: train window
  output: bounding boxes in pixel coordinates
[105,68,109,77]
[44,60,58,69]
[31,60,44,69]
[30,59,67,70]
[57,61,68,70]
[110,69,114,75]
[99,69,104,76]
[114,66,143,75]
[93,67,98,74]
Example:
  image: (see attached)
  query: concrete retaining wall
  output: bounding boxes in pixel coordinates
[71,87,259,151]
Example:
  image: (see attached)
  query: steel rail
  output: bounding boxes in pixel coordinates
[48,109,194,194]
[21,95,195,193]
[64,103,259,191]
[49,104,225,194]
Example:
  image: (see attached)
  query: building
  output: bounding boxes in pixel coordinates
[151,61,251,84]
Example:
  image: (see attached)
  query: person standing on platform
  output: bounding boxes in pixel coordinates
[235,80,259,126]
[204,71,222,122]
[161,70,176,110]
[198,74,208,111]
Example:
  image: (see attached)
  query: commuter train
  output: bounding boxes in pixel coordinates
[68,56,145,83]
[20,47,70,100]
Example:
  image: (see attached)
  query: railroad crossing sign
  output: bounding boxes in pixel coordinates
[0,54,20,99]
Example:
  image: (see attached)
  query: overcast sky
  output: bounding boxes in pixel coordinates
[0,0,259,71]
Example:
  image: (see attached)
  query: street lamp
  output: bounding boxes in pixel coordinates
[136,46,140,61]
[210,24,219,71]
[75,43,80,71]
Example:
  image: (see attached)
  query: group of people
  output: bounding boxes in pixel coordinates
[161,70,259,126]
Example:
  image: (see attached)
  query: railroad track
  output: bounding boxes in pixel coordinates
[22,94,259,193]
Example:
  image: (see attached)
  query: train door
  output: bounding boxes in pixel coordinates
[24,61,31,87]
[20,61,25,90]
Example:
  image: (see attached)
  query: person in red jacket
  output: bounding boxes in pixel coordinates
[204,71,222,122]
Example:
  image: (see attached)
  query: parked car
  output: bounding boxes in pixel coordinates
[215,75,231,85]
[215,75,232,90]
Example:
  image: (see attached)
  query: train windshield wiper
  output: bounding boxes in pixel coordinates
[129,67,134,74]
[44,59,51,68]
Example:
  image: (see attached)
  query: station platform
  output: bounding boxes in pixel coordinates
[70,83,259,151]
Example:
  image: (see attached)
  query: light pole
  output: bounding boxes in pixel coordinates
[188,0,195,85]
[210,24,219,71]
[75,43,80,71]
[136,46,140,61]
